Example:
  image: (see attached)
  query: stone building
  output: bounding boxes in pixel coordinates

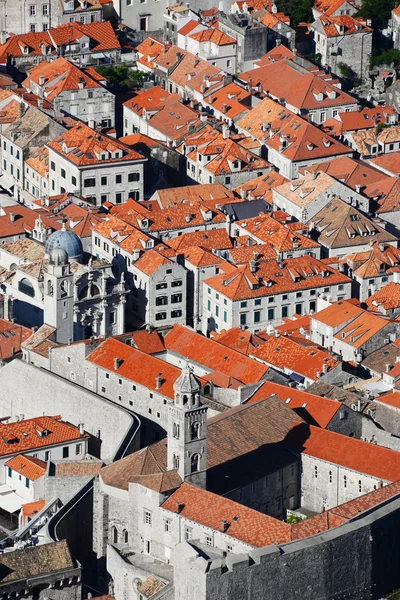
[218,13,270,72]
[310,15,372,81]
[47,123,146,205]
[22,57,115,129]
[0,541,81,600]
[0,0,63,35]
[130,249,187,328]
[391,5,400,49]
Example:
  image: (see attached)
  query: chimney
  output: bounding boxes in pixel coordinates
[176,502,185,513]
[200,112,208,123]
[9,212,15,222]
[156,372,162,389]
[39,75,45,86]
[220,520,229,532]
[114,357,121,370]
[322,363,329,374]
[355,183,361,193]
[222,123,229,139]
[79,423,85,435]
[378,242,385,252]
[37,98,44,110]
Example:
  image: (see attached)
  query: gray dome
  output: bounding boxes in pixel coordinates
[49,247,68,266]
[45,226,83,260]
[174,363,201,395]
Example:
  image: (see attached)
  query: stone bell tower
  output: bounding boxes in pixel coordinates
[43,247,74,344]
[167,363,207,489]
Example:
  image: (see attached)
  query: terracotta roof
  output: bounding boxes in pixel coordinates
[286,422,400,482]
[21,499,46,519]
[210,327,265,355]
[5,454,46,480]
[312,299,364,327]
[189,27,236,46]
[130,330,165,354]
[135,36,167,70]
[164,324,269,385]
[137,575,166,598]
[301,156,386,191]
[333,311,390,348]
[233,171,287,203]
[161,482,291,547]
[317,14,372,37]
[47,123,144,166]
[369,152,400,178]
[0,319,32,360]
[0,416,87,457]
[311,197,397,248]
[239,59,356,111]
[133,249,175,276]
[86,337,182,399]
[204,256,351,301]
[152,183,233,209]
[154,46,220,89]
[167,228,233,252]
[92,215,153,253]
[26,145,49,177]
[250,335,338,380]
[101,445,181,492]
[202,82,251,120]
[236,212,320,251]
[365,282,400,313]
[247,380,341,427]
[0,21,120,59]
[375,390,400,409]
[23,57,103,102]
[351,126,400,157]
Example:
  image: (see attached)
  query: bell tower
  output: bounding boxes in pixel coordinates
[43,247,74,344]
[167,363,207,489]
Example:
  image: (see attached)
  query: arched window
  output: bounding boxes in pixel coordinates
[18,278,35,298]
[182,395,188,406]
[123,529,128,543]
[173,454,180,470]
[191,422,200,440]
[60,279,69,297]
[173,422,180,439]
[191,453,200,473]
[47,280,53,296]
[111,526,118,544]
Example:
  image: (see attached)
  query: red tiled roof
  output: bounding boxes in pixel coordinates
[47,123,144,166]
[286,423,400,482]
[247,380,341,428]
[86,337,182,399]
[0,319,32,360]
[21,499,46,519]
[312,299,364,327]
[5,454,46,481]
[130,330,165,354]
[365,282,400,312]
[250,335,338,380]
[161,482,291,547]
[0,416,87,457]
[164,324,268,385]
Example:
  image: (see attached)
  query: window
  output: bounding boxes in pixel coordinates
[223,310,227,322]
[171,293,182,303]
[240,313,246,325]
[156,282,167,290]
[191,422,200,440]
[144,510,152,525]
[314,465,318,478]
[71,176,77,186]
[140,16,147,30]
[76,443,82,455]
[26,477,30,488]
[171,280,182,287]
[296,292,302,298]
[7,467,11,478]
[84,178,95,188]
[344,475,347,488]
[110,311,116,324]
[185,527,192,540]
[128,172,140,182]
[173,422,180,439]
[254,310,261,323]
[30,5,36,15]
[45,451,50,461]
[240,301,247,308]
[267,308,274,321]
[216,306,219,317]
[206,535,212,546]
[329,470,332,483]
[359,480,362,492]
[116,174,122,184]
[173,454,180,469]
[191,453,200,473]
[101,176,108,186]
[255,299,261,306]
[165,519,171,532]
[171,309,182,318]
[112,526,118,543]
[225,176,231,185]
[61,168,66,179]
[115,192,123,204]
[155,312,167,320]
[63,446,69,458]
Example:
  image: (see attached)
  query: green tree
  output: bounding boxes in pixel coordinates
[354,0,396,30]
[276,0,313,24]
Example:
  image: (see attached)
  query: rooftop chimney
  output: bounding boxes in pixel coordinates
[156,373,162,389]
[114,357,121,371]
[9,212,15,222]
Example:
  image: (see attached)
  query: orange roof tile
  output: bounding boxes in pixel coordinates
[312,299,364,327]
[334,311,390,348]
[5,454,46,480]
[250,335,338,380]
[21,499,46,518]
[247,380,341,428]
[161,482,291,547]
[86,337,182,399]
[365,282,400,312]
[164,324,268,385]
[0,319,32,360]
[0,416,87,457]
[286,423,400,482]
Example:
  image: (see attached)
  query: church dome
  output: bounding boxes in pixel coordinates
[173,363,201,395]
[49,247,68,266]
[45,223,83,261]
